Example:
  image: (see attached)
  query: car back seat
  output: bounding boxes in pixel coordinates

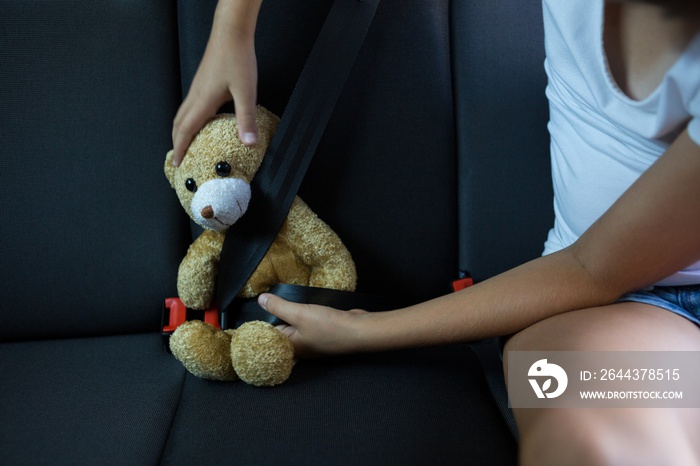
[0,0,550,464]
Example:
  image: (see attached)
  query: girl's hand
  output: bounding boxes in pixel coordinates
[171,0,262,167]
[258,293,370,358]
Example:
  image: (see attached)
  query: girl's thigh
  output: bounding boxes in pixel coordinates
[504,302,700,465]
[505,301,700,353]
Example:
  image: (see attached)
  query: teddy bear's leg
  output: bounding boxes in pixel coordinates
[240,238,311,298]
[169,320,239,381]
[230,321,295,387]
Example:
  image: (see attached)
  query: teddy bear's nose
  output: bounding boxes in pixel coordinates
[201,206,214,219]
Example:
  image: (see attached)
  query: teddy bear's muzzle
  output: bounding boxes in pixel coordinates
[190,178,252,231]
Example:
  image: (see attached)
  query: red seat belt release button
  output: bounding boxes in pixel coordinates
[163,298,221,333]
[204,307,221,329]
[451,277,474,292]
[163,298,187,333]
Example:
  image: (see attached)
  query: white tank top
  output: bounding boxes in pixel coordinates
[541,0,700,285]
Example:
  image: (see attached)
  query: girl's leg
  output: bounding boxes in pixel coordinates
[504,302,700,466]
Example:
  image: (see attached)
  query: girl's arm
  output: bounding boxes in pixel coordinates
[260,129,700,357]
[171,0,263,167]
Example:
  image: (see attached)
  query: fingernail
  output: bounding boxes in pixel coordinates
[242,132,257,145]
[258,293,268,308]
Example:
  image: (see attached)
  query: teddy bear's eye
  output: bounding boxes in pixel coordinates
[185,178,197,193]
[216,161,232,177]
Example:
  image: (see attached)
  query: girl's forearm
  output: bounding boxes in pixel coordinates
[352,247,621,352]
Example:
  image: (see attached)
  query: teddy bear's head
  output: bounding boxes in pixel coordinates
[164,106,279,231]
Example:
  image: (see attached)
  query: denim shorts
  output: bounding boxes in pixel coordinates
[617,284,700,326]
[499,284,700,354]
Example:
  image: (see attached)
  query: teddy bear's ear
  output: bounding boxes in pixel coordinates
[164,150,177,188]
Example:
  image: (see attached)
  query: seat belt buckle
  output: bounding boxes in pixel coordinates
[162,298,220,352]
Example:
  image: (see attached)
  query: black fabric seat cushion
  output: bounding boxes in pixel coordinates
[161,344,516,466]
[0,334,185,464]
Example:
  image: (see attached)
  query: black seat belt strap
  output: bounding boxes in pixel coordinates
[216,0,380,314]
[469,338,520,441]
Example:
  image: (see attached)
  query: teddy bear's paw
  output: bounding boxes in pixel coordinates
[231,321,295,387]
[177,281,214,311]
[170,320,238,382]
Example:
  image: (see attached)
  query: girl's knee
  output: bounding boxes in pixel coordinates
[518,408,698,466]
[519,409,608,466]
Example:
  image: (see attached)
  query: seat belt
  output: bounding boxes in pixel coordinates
[455,267,519,436]
[452,280,519,441]
[216,0,381,319]
[469,337,520,442]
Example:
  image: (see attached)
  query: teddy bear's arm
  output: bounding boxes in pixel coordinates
[283,197,357,292]
[177,229,226,310]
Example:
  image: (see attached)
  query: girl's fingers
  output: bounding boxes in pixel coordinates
[171,86,228,166]
[259,293,307,324]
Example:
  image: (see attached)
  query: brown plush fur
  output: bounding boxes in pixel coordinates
[164,106,356,386]
[169,320,238,382]
[231,321,295,386]
[239,197,357,298]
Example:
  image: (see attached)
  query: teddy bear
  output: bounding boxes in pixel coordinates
[163,106,357,386]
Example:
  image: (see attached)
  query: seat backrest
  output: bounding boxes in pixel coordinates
[451,0,553,282]
[0,1,190,341]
